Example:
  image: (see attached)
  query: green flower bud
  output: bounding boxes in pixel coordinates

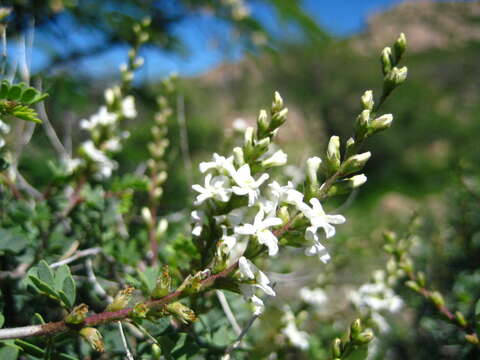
[355,109,371,140]
[270,107,288,129]
[465,334,479,345]
[384,66,408,92]
[65,304,89,325]
[405,280,421,293]
[233,147,245,167]
[417,271,426,287]
[166,302,197,324]
[244,127,255,154]
[271,91,284,113]
[106,286,134,312]
[355,329,374,344]
[278,206,290,224]
[80,327,104,352]
[430,291,445,308]
[326,174,367,197]
[345,137,356,158]
[132,303,149,318]
[257,109,269,135]
[325,135,341,174]
[261,149,287,168]
[305,157,321,198]
[332,338,342,357]
[455,311,467,328]
[369,114,393,134]
[152,266,171,299]
[382,231,397,244]
[142,207,153,227]
[350,319,362,339]
[394,33,407,63]
[340,152,371,175]
[361,90,374,110]
[381,47,393,75]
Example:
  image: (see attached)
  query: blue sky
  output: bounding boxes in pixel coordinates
[8,0,465,80]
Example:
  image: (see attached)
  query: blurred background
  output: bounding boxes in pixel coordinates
[3,0,480,358]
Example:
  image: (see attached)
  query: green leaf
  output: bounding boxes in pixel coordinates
[61,275,76,308]
[6,85,22,101]
[0,346,19,360]
[28,275,58,300]
[14,339,44,357]
[170,333,200,360]
[475,298,480,318]
[0,228,27,254]
[345,345,369,360]
[53,265,70,292]
[10,105,42,123]
[37,261,55,287]
[20,88,37,104]
[0,80,9,98]
[0,313,4,328]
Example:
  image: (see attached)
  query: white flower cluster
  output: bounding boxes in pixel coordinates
[348,270,403,332]
[191,95,347,314]
[281,306,309,350]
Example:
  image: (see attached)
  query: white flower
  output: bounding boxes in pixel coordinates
[231,164,269,206]
[235,209,282,256]
[304,226,331,263]
[349,275,403,314]
[268,181,304,208]
[121,96,137,118]
[191,210,206,237]
[64,157,84,174]
[81,140,117,179]
[282,306,309,350]
[299,287,328,308]
[237,256,275,315]
[199,153,235,175]
[192,174,231,205]
[80,106,117,130]
[299,198,346,239]
[232,118,248,132]
[261,149,288,168]
[103,138,122,152]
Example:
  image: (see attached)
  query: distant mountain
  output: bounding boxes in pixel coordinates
[352,0,480,53]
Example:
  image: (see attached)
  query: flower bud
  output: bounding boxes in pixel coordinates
[355,109,371,140]
[244,127,255,154]
[332,338,342,357]
[80,327,104,352]
[278,206,290,224]
[361,90,374,110]
[340,152,371,175]
[345,137,356,158]
[271,91,284,113]
[106,286,134,312]
[261,149,287,168]
[350,319,362,339]
[417,271,426,287]
[384,66,408,92]
[152,266,171,299]
[257,109,269,135]
[325,135,341,174]
[430,291,445,308]
[381,47,393,75]
[326,174,367,197]
[369,114,393,134]
[233,147,245,167]
[270,108,288,129]
[394,33,407,63]
[65,304,89,325]
[132,303,149,318]
[405,280,421,293]
[383,231,397,244]
[141,207,153,226]
[166,302,197,324]
[465,333,479,345]
[455,311,467,327]
[355,329,374,344]
[156,219,168,238]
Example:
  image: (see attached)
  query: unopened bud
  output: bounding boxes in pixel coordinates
[417,271,426,287]
[270,108,288,129]
[306,156,321,185]
[455,311,467,327]
[244,127,255,154]
[262,149,287,168]
[332,338,342,357]
[340,152,371,175]
[430,291,445,308]
[65,304,89,325]
[142,207,153,226]
[272,91,284,113]
[361,90,374,110]
[355,109,371,140]
[152,266,171,299]
[355,330,374,344]
[394,33,407,63]
[257,109,269,135]
[326,174,367,197]
[465,333,479,345]
[278,206,290,224]
[383,231,397,244]
[156,219,168,238]
[132,303,149,318]
[384,66,408,91]
[325,136,341,174]
[405,280,421,292]
[350,319,362,339]
[80,327,104,352]
[233,147,245,167]
[369,114,393,134]
[381,47,393,75]
[106,286,134,312]
[166,302,197,324]
[345,137,356,158]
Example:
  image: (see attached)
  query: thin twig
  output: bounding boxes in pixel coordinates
[176,93,193,189]
[85,258,112,302]
[118,321,135,360]
[224,312,260,357]
[50,247,102,269]
[216,290,241,336]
